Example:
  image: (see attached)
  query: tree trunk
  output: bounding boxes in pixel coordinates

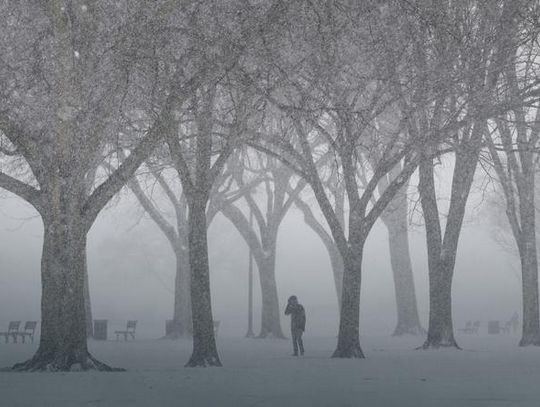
[186,197,221,367]
[246,239,255,337]
[83,255,93,338]
[169,247,192,339]
[332,244,365,358]
[294,197,344,308]
[328,242,344,309]
[417,150,474,350]
[383,214,425,336]
[257,238,285,339]
[420,261,458,348]
[518,202,540,345]
[220,203,285,339]
[13,213,119,371]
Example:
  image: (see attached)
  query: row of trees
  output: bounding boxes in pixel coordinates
[1,0,539,370]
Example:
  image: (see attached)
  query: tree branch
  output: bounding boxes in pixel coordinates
[0,172,42,212]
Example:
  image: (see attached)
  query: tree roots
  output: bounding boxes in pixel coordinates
[185,354,222,367]
[519,336,540,347]
[416,338,461,350]
[10,351,125,372]
[331,345,365,359]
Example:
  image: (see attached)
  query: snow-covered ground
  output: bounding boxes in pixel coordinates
[1,334,539,407]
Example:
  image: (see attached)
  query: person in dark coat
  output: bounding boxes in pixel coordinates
[285,295,305,356]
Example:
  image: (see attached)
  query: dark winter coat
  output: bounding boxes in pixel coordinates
[285,303,306,331]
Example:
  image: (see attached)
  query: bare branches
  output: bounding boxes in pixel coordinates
[0,171,42,213]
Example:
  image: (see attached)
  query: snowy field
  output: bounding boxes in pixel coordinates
[1,334,540,407]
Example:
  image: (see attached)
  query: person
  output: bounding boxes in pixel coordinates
[285,295,306,356]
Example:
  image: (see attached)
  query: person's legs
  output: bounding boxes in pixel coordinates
[292,329,299,355]
[298,330,304,355]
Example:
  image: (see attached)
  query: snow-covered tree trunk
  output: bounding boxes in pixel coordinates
[185,195,221,367]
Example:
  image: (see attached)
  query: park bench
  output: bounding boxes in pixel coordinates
[500,320,513,334]
[458,320,480,334]
[115,320,137,341]
[17,321,37,343]
[458,320,472,334]
[0,321,21,343]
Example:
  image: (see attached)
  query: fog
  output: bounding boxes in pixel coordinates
[0,163,519,339]
[2,1,540,405]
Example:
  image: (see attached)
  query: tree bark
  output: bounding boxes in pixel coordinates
[257,236,285,338]
[13,211,120,371]
[332,244,365,358]
[486,112,540,347]
[421,261,457,348]
[518,197,540,345]
[417,141,481,350]
[185,197,222,367]
[169,247,192,339]
[83,256,93,338]
[220,203,286,339]
[382,206,425,337]
[418,157,459,349]
[327,242,344,308]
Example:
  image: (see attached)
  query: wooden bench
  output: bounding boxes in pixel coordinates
[0,321,21,343]
[17,321,37,343]
[458,320,480,334]
[458,320,472,334]
[500,321,511,334]
[115,320,137,341]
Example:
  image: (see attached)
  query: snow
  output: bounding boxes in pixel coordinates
[1,335,540,406]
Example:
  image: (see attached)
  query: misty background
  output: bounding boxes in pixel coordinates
[0,160,518,339]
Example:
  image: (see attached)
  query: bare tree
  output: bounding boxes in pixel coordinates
[165,76,263,365]
[161,0,296,366]
[293,184,345,308]
[485,37,540,345]
[0,1,212,371]
[248,3,423,358]
[378,168,425,337]
[399,0,531,349]
[127,164,193,339]
[219,151,305,339]
[121,153,252,339]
